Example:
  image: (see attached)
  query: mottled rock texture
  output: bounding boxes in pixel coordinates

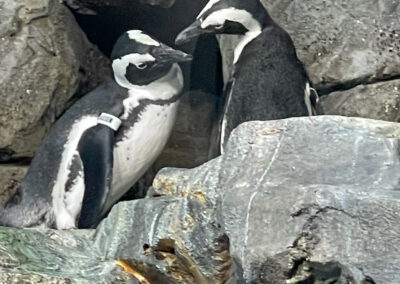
[152,116,400,283]
[320,79,400,121]
[0,198,232,283]
[0,165,27,208]
[0,0,110,161]
[1,116,400,283]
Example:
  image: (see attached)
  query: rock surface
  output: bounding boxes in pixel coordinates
[0,198,231,283]
[0,165,28,209]
[0,0,110,161]
[320,79,400,121]
[152,116,400,283]
[1,116,400,283]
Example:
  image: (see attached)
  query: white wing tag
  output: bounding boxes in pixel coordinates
[97,113,122,131]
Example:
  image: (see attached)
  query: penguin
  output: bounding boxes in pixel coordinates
[0,30,192,230]
[175,0,318,153]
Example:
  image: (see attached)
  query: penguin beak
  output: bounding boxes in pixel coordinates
[175,20,206,45]
[155,44,193,63]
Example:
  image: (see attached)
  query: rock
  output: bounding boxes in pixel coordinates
[0,0,110,161]
[320,79,400,122]
[1,116,400,283]
[0,198,232,283]
[0,164,28,209]
[152,116,400,283]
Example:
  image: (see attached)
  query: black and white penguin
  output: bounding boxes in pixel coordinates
[0,30,191,230]
[176,0,318,152]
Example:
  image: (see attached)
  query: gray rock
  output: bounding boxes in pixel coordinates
[152,116,400,283]
[0,164,28,209]
[0,198,232,283]
[2,116,400,283]
[0,0,110,161]
[320,79,400,122]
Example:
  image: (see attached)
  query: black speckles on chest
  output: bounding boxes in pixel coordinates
[115,94,181,142]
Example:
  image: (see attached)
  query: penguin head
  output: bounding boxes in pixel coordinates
[175,0,270,45]
[111,30,192,88]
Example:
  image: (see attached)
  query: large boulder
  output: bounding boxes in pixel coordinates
[0,164,27,208]
[0,198,231,283]
[1,116,400,283]
[0,0,110,161]
[152,116,400,283]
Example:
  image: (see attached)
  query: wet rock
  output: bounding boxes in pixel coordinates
[320,79,400,122]
[0,164,28,209]
[152,116,400,283]
[0,0,110,161]
[0,198,232,283]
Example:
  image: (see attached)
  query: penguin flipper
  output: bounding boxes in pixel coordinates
[309,86,319,115]
[77,123,116,229]
[219,78,236,154]
[305,82,319,116]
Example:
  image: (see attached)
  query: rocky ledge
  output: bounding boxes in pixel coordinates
[1,116,399,283]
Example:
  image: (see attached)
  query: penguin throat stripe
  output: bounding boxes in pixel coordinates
[97,113,122,131]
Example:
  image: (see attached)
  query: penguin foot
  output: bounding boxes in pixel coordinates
[116,259,151,284]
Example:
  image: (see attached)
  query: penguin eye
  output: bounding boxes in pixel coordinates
[137,63,147,69]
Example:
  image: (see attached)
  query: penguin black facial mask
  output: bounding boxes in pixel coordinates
[175,0,269,45]
[111,30,192,87]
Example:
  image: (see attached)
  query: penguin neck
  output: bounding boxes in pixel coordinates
[233,8,272,64]
[116,64,183,101]
[233,29,262,64]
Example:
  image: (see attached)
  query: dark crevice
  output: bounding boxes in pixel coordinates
[0,155,32,165]
[317,73,400,96]
[285,257,307,279]
[66,1,209,56]
[291,204,356,219]
[363,276,376,284]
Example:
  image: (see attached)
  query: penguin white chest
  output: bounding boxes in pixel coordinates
[110,101,179,202]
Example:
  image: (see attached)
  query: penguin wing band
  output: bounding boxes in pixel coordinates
[97,113,122,131]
